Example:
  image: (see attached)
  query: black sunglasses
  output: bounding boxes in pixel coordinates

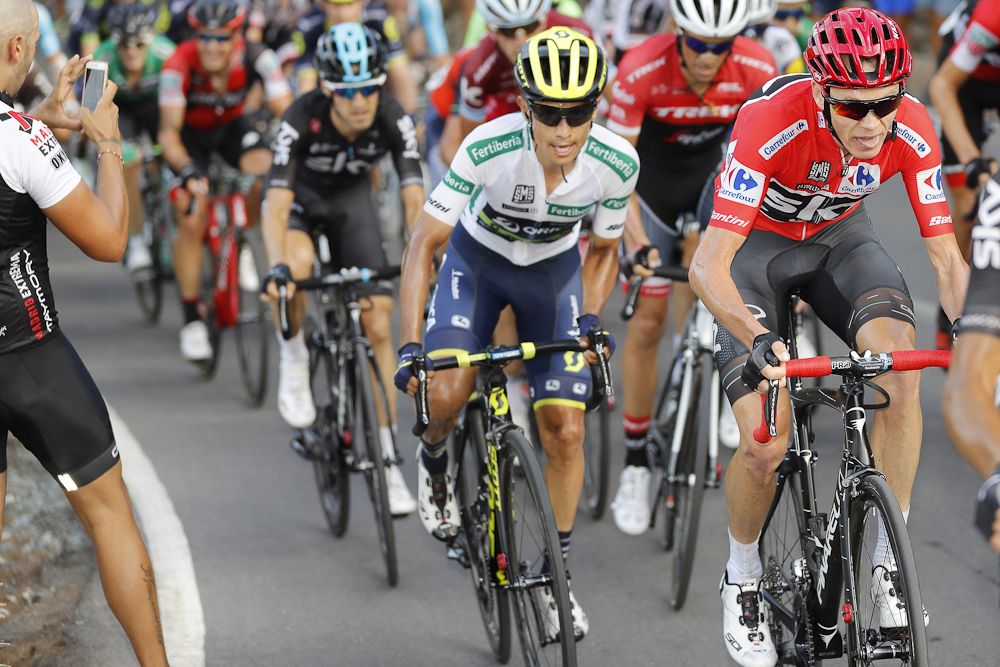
[529,102,596,127]
[496,21,541,38]
[198,32,234,43]
[682,34,733,55]
[825,93,904,121]
[774,8,806,21]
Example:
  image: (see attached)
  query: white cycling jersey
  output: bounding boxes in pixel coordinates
[761,24,803,74]
[424,112,639,266]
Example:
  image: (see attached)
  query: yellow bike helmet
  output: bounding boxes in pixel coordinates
[514,27,607,105]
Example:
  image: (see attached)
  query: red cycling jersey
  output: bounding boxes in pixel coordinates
[458,11,592,123]
[947,0,1000,83]
[709,75,954,241]
[159,37,290,131]
[607,33,777,161]
[428,47,473,120]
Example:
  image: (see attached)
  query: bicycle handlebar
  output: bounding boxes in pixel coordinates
[621,266,690,321]
[752,349,951,444]
[410,335,615,437]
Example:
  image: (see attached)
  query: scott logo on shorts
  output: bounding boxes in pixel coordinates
[718,157,766,207]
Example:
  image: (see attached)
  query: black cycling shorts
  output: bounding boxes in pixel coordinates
[181,114,268,171]
[0,333,118,490]
[940,77,1000,176]
[119,100,160,144]
[714,205,915,403]
[288,179,392,297]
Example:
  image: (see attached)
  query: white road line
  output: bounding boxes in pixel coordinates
[109,407,206,667]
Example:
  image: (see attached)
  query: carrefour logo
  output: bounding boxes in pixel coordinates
[837,163,881,196]
[916,166,946,204]
[718,157,766,207]
[895,122,931,158]
[853,165,875,187]
[758,120,808,160]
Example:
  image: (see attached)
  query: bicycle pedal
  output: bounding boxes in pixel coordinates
[446,531,471,569]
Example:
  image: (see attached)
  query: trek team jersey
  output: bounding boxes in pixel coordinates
[708,75,955,241]
[267,89,423,192]
[159,37,290,131]
[945,0,1000,82]
[93,35,176,109]
[425,113,639,265]
[607,33,777,158]
[458,11,593,123]
[0,99,80,352]
[427,47,473,120]
[964,170,1000,337]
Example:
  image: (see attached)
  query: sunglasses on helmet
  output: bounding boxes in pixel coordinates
[494,21,542,39]
[529,102,596,127]
[682,34,733,55]
[825,92,904,121]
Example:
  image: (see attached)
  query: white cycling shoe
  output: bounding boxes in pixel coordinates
[278,357,316,429]
[720,571,778,667]
[538,582,589,642]
[126,235,153,273]
[719,399,740,450]
[180,321,212,362]
[871,559,929,629]
[384,463,417,517]
[611,465,651,536]
[416,450,459,541]
[238,244,260,292]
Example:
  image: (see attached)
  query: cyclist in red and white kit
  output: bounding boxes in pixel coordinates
[606,0,777,537]
[689,9,968,665]
[158,0,292,362]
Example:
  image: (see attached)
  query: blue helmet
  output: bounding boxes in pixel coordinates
[315,23,387,85]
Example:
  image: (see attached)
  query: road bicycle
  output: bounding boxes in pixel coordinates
[753,313,946,665]
[621,265,721,611]
[280,265,401,587]
[189,163,269,406]
[412,333,614,667]
[130,145,174,323]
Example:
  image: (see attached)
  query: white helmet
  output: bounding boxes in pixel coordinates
[477,0,551,29]
[670,0,751,38]
[746,0,776,25]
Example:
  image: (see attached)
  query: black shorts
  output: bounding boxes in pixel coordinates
[940,77,1000,179]
[288,179,392,297]
[181,114,268,171]
[0,333,118,490]
[119,100,160,144]
[714,206,915,402]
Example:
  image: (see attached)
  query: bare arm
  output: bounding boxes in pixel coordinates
[689,226,762,347]
[617,133,659,275]
[929,61,979,167]
[943,332,1000,478]
[261,186,296,268]
[158,104,193,173]
[399,212,454,345]
[924,233,970,323]
[268,92,293,119]
[388,59,419,115]
[581,234,621,316]
[438,114,464,165]
[401,183,425,235]
[458,115,482,148]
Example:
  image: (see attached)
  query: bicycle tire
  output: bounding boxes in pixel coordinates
[354,342,398,587]
[132,188,165,323]
[308,319,350,537]
[670,352,711,611]
[580,399,611,520]
[454,405,512,662]
[198,304,223,379]
[845,474,928,667]
[499,429,577,667]
[234,237,269,406]
[656,349,685,552]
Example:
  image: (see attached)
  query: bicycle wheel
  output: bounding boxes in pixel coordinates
[499,429,577,667]
[580,398,611,520]
[656,349,685,552]
[308,319,350,537]
[354,342,398,587]
[234,236,269,406]
[132,188,165,323]
[454,405,512,662]
[198,303,223,379]
[670,352,711,611]
[845,474,928,667]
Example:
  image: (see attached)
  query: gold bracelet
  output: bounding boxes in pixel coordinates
[97,149,124,165]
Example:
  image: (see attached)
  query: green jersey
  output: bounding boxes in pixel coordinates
[93,35,175,108]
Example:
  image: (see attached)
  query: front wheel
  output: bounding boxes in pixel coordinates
[500,429,577,667]
[234,237,269,406]
[309,327,350,537]
[845,474,928,667]
[580,398,611,520]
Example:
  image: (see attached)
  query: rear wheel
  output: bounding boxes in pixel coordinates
[454,405,511,662]
[308,320,350,537]
[354,343,398,587]
[580,398,611,520]
[234,236,269,406]
[655,349,685,551]
[500,429,577,667]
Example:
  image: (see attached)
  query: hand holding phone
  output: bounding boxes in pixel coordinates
[81,61,108,113]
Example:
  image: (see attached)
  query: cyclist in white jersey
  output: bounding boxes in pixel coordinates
[395,27,638,641]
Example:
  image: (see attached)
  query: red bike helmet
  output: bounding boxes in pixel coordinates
[805,8,911,89]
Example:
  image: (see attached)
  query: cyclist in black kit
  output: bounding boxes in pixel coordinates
[944,170,1000,553]
[261,23,425,516]
[0,0,167,663]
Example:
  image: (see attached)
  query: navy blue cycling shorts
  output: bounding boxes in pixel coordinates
[424,224,592,410]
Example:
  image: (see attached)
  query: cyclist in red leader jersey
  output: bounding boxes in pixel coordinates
[158,0,293,362]
[689,10,968,666]
[606,0,776,537]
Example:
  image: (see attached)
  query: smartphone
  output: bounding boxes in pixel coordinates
[81,61,108,112]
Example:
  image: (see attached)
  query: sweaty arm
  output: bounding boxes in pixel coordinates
[399,213,454,344]
[924,232,970,323]
[689,226,761,346]
[929,60,979,167]
[944,332,1000,478]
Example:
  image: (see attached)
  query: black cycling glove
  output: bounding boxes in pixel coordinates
[261,263,292,292]
[622,244,657,277]
[742,332,783,390]
[964,157,996,189]
[178,163,204,191]
[975,464,1000,542]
